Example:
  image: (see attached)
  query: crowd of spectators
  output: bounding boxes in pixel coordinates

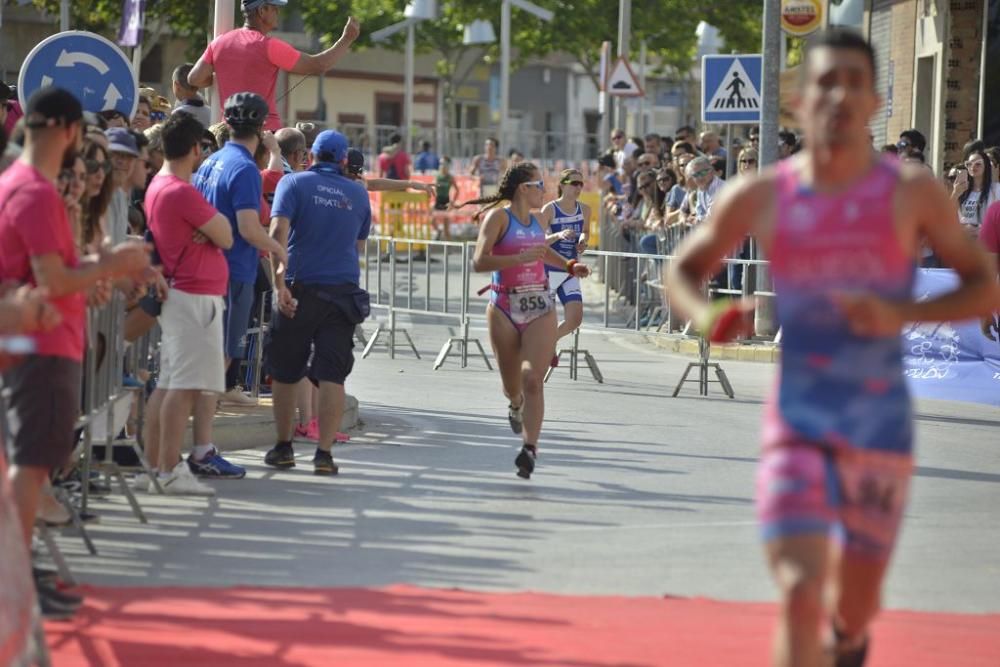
[0,0,407,635]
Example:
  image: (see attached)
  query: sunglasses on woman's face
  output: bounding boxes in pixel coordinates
[562,180,584,187]
[740,158,757,165]
[523,180,544,189]
[656,177,672,184]
[85,159,111,175]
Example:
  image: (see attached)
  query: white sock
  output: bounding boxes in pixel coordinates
[192,444,215,460]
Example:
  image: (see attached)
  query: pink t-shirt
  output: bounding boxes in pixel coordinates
[0,161,86,361]
[203,28,301,131]
[979,200,1000,256]
[145,174,229,296]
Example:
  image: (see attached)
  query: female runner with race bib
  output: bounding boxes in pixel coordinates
[537,168,591,366]
[466,164,590,479]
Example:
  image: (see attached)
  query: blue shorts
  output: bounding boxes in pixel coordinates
[546,270,582,305]
[224,280,256,360]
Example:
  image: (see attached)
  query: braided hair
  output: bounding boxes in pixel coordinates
[459,162,539,222]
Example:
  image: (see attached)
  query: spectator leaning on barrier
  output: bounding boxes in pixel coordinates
[685,155,724,225]
[188,0,360,131]
[0,87,150,550]
[105,127,140,243]
[194,92,287,452]
[264,130,372,475]
[140,112,235,494]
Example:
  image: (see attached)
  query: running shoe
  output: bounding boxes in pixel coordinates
[162,465,216,496]
[312,449,339,476]
[295,418,351,444]
[508,401,524,435]
[832,625,869,667]
[264,442,296,468]
[187,448,247,479]
[515,444,537,479]
[294,420,319,442]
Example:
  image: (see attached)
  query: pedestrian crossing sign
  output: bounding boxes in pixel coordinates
[701,55,763,124]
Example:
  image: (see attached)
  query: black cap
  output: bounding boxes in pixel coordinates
[223,91,268,128]
[24,87,83,129]
[347,148,365,176]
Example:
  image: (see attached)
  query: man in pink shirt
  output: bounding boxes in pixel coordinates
[0,88,150,548]
[188,0,361,131]
[141,112,235,495]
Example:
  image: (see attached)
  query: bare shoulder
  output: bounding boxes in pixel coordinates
[715,167,779,212]
[896,162,946,197]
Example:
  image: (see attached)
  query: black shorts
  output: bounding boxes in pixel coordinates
[267,283,366,385]
[3,355,82,470]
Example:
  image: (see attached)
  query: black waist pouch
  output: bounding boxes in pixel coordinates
[298,284,370,325]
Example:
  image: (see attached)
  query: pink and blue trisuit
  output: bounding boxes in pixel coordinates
[756,156,916,562]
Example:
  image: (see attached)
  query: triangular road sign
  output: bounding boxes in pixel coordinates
[706,58,761,112]
[606,56,644,97]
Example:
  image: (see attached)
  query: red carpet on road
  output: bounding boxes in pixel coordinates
[45,585,999,666]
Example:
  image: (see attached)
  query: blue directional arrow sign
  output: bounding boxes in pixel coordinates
[701,55,763,124]
[18,31,138,118]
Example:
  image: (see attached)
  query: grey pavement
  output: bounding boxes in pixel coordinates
[54,324,1000,614]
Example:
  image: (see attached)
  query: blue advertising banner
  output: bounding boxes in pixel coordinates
[903,269,1000,406]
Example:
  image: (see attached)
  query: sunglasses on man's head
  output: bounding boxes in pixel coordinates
[691,168,712,178]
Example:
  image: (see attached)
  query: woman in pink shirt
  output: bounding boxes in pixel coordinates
[188,0,360,131]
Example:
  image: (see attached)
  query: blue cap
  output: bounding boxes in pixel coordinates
[105,127,139,156]
[311,130,349,163]
[242,0,287,11]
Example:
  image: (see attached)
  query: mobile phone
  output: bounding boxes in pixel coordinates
[0,336,36,354]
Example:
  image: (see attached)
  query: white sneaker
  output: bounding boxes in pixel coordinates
[132,473,152,493]
[220,387,257,407]
[162,465,216,496]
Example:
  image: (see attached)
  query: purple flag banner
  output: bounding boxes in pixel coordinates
[118,0,146,48]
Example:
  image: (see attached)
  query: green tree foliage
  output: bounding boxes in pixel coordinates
[29,0,214,59]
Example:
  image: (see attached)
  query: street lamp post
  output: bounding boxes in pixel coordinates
[372,0,437,154]
[499,0,553,153]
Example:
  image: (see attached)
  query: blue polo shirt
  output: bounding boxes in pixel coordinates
[271,163,372,286]
[193,142,262,284]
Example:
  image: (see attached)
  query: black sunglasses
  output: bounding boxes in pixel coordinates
[85,159,112,175]
[562,180,584,187]
[740,159,757,165]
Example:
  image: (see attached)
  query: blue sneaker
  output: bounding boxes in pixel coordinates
[187,448,246,479]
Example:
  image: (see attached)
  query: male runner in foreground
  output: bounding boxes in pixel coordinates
[667,29,1000,667]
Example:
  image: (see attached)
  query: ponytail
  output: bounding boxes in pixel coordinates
[456,162,540,222]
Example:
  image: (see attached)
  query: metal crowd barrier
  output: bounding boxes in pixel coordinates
[349,229,778,389]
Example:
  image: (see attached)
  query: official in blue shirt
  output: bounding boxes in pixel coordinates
[193,92,285,369]
[264,130,372,475]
